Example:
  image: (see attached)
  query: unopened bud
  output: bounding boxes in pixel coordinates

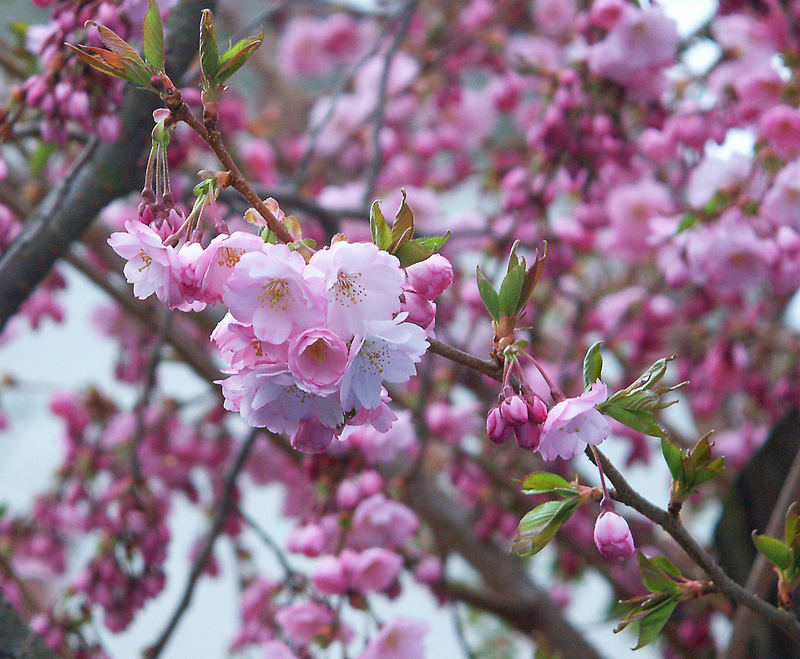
[593,511,635,560]
[500,395,528,426]
[486,406,510,444]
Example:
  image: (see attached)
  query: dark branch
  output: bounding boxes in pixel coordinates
[0,0,216,333]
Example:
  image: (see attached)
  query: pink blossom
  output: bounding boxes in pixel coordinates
[196,231,268,305]
[346,548,403,593]
[589,8,680,100]
[275,601,334,645]
[211,314,287,370]
[351,494,419,549]
[290,416,337,453]
[340,317,428,411]
[358,618,428,659]
[531,0,577,36]
[538,381,610,461]
[760,105,800,160]
[288,327,349,395]
[312,555,348,595]
[263,641,298,659]
[593,511,635,560]
[306,241,405,339]
[405,254,454,301]
[762,158,800,230]
[219,365,343,434]
[223,244,320,344]
[686,154,751,209]
[108,221,185,308]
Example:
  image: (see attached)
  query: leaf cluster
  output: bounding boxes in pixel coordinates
[476,240,546,322]
[752,503,800,603]
[199,9,263,101]
[369,190,449,267]
[615,552,699,650]
[661,433,725,506]
[596,355,686,438]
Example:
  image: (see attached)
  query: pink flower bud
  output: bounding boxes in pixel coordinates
[401,289,437,329]
[486,406,510,444]
[513,420,542,450]
[525,395,548,424]
[500,395,528,425]
[337,479,361,509]
[404,254,454,301]
[593,511,635,560]
[290,417,336,453]
[312,555,348,594]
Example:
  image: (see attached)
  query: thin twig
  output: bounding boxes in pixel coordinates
[291,10,403,188]
[362,0,420,206]
[588,447,800,645]
[170,101,295,244]
[427,338,502,380]
[240,510,299,579]
[146,429,260,658]
[130,311,171,482]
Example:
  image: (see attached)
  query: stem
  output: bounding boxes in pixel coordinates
[590,445,611,509]
[169,101,295,244]
[587,447,800,645]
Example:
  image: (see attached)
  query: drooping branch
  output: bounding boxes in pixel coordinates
[0,0,216,333]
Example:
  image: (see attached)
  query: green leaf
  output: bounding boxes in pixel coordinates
[369,201,392,251]
[518,241,547,305]
[661,438,682,481]
[476,267,499,321]
[217,31,264,82]
[634,597,679,649]
[651,555,682,578]
[752,532,792,570]
[390,189,414,248]
[521,472,571,494]
[394,240,433,268]
[514,498,578,556]
[583,341,603,390]
[413,233,450,252]
[637,552,681,594]
[497,264,525,318]
[199,9,219,82]
[142,0,164,70]
[528,498,579,555]
[603,405,664,438]
[786,504,800,546]
[29,142,56,175]
[676,212,698,234]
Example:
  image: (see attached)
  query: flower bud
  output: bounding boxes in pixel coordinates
[290,417,336,453]
[500,395,528,426]
[513,420,541,450]
[405,253,454,301]
[525,394,548,424]
[593,511,635,560]
[486,406,510,444]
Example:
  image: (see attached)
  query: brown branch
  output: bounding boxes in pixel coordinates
[170,102,295,244]
[427,338,502,380]
[588,447,800,645]
[63,250,222,385]
[0,590,61,659]
[723,441,800,658]
[145,429,260,658]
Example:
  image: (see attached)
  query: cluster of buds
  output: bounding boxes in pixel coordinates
[486,385,547,449]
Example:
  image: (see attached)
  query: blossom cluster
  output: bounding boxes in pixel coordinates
[109,214,452,451]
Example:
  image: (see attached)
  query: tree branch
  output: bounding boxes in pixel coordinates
[588,447,800,645]
[0,0,216,333]
[0,591,61,659]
